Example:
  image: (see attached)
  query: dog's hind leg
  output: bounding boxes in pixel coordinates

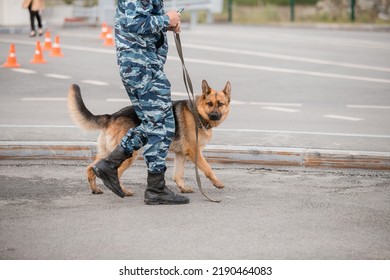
[117,152,138,196]
[173,153,193,193]
[87,160,104,194]
[86,153,136,196]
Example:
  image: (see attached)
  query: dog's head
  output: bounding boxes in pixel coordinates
[197,80,231,128]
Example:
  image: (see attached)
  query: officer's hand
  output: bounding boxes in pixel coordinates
[168,22,181,33]
[166,10,181,27]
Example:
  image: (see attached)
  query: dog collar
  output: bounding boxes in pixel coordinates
[197,113,211,130]
[188,102,212,130]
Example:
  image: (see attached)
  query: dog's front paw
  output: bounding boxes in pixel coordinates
[122,188,134,197]
[92,188,104,195]
[213,180,225,189]
[179,186,194,193]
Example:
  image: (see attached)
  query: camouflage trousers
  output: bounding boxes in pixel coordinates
[119,64,175,173]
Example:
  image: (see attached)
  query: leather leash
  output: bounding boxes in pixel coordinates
[173,32,221,203]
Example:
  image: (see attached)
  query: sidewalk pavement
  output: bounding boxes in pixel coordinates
[1,141,390,170]
[1,158,389,259]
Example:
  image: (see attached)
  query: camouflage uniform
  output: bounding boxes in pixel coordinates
[115,0,174,173]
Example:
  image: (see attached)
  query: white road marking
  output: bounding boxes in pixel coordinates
[21,97,67,101]
[3,38,388,84]
[59,32,100,39]
[81,80,109,86]
[249,102,302,107]
[107,93,193,101]
[347,105,390,109]
[1,39,38,46]
[168,57,390,84]
[262,106,300,113]
[106,98,128,102]
[323,115,363,121]
[172,92,190,97]
[190,29,390,50]
[11,68,36,74]
[230,100,248,105]
[59,30,390,50]
[214,128,390,138]
[1,38,115,54]
[44,73,71,79]
[0,125,76,128]
[182,43,390,73]
[61,44,115,54]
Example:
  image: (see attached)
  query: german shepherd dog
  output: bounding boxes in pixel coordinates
[68,80,231,196]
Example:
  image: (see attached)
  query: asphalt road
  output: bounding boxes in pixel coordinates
[1,24,390,264]
[0,159,389,260]
[1,24,390,152]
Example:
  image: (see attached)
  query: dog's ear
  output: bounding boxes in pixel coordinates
[223,81,231,102]
[202,80,211,96]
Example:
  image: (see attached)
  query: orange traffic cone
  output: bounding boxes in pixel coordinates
[99,22,108,39]
[103,28,115,47]
[43,31,52,51]
[2,44,21,68]
[50,35,64,57]
[30,41,47,64]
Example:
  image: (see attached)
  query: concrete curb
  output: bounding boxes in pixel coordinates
[1,141,390,170]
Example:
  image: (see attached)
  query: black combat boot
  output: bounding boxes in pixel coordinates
[144,171,190,205]
[92,145,132,198]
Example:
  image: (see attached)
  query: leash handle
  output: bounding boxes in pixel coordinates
[173,33,221,203]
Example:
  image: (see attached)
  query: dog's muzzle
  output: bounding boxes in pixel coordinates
[208,112,221,121]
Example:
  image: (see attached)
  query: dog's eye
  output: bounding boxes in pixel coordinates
[207,102,213,107]
[217,101,224,107]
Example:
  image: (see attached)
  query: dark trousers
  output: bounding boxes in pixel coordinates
[28,3,42,31]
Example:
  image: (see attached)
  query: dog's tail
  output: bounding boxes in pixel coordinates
[68,84,110,130]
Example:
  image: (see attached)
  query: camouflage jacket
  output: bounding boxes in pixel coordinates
[115,0,170,68]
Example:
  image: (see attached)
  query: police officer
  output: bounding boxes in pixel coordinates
[92,0,189,205]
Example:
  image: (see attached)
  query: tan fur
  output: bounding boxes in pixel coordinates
[67,80,231,195]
